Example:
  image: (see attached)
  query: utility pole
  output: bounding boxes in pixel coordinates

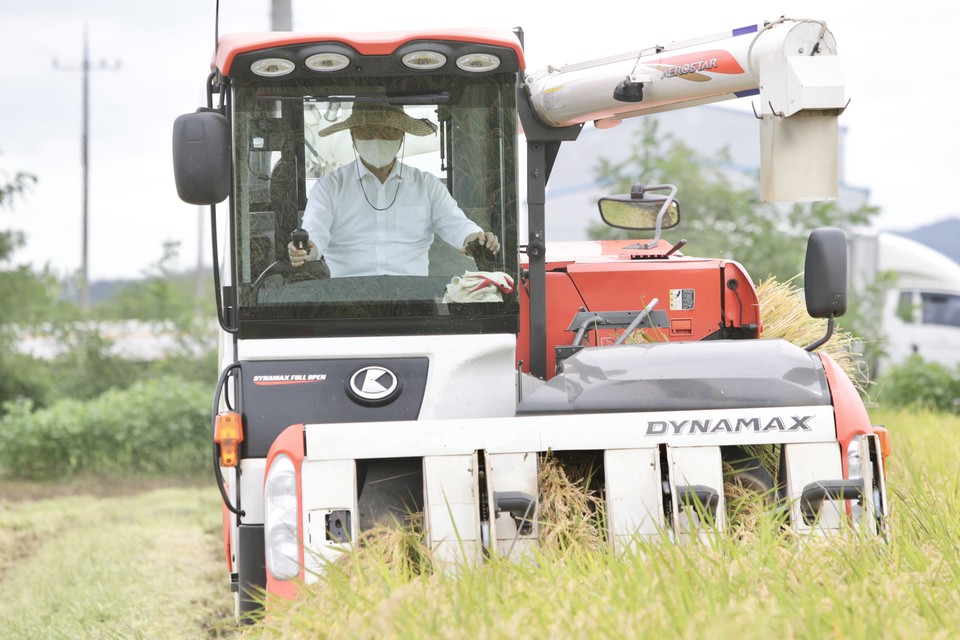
[53,23,120,310]
[271,0,293,30]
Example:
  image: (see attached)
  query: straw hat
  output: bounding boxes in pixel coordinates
[317,102,438,137]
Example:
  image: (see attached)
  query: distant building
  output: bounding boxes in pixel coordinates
[17,320,212,361]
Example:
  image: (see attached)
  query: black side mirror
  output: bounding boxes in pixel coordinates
[172,110,231,205]
[803,227,847,351]
[804,227,847,318]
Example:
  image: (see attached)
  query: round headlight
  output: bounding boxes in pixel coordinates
[402,50,447,70]
[456,53,500,72]
[251,58,295,77]
[305,52,351,72]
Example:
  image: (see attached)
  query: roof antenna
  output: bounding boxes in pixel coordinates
[214,0,220,59]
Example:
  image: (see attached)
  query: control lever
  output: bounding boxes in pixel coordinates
[288,228,329,280]
[464,237,499,272]
[291,227,310,252]
[249,228,329,303]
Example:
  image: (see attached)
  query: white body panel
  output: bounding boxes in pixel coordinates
[783,441,844,534]
[304,406,836,460]
[668,446,726,541]
[604,448,665,550]
[238,458,267,524]
[301,459,358,578]
[485,452,539,557]
[423,453,482,565]
[294,405,851,567]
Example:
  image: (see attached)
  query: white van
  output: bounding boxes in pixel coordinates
[850,232,960,375]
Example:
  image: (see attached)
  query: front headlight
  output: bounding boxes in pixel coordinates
[264,453,300,581]
[846,435,863,480]
[846,435,864,522]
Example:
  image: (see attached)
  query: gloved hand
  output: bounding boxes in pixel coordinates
[287,240,319,267]
[461,231,500,255]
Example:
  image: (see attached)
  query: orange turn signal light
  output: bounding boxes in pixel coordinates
[873,425,892,460]
[214,412,244,467]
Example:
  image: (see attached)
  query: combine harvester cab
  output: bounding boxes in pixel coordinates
[172,18,891,618]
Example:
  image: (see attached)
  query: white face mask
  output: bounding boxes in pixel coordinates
[354,137,403,169]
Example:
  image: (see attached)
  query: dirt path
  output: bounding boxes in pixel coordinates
[0,477,238,639]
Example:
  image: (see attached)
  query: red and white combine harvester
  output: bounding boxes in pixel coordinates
[173,18,891,619]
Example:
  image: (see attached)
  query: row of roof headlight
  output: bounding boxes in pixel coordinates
[250,50,501,77]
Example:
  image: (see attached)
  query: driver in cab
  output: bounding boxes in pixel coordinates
[287,102,500,277]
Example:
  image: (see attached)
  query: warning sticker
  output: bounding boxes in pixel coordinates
[670,288,695,310]
[542,85,566,110]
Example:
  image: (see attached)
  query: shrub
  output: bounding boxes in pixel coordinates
[876,355,960,413]
[0,376,212,478]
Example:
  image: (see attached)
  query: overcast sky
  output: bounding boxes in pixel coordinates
[1,0,956,280]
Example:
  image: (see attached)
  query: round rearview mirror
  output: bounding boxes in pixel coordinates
[598,196,679,231]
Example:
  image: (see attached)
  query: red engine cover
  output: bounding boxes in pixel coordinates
[518,240,761,378]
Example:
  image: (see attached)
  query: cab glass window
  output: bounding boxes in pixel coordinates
[229,74,518,338]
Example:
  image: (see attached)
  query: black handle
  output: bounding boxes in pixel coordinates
[464,237,499,272]
[291,228,310,251]
[495,490,537,535]
[674,484,720,516]
[800,479,863,524]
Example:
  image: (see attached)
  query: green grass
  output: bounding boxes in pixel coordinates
[250,409,960,639]
[0,477,234,639]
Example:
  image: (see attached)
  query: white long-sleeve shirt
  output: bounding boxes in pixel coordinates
[301,160,482,277]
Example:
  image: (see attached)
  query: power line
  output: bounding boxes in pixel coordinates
[53,23,121,310]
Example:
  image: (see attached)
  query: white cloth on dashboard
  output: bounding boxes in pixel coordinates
[443,271,516,303]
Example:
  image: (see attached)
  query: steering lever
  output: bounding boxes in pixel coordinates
[288,228,330,280]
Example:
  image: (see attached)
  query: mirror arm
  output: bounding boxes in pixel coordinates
[633,184,677,249]
[804,314,835,352]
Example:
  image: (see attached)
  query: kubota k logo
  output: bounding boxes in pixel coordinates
[347,365,400,405]
[650,49,744,82]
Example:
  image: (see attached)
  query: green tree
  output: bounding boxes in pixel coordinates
[0,164,63,407]
[590,119,878,282]
[0,168,34,257]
